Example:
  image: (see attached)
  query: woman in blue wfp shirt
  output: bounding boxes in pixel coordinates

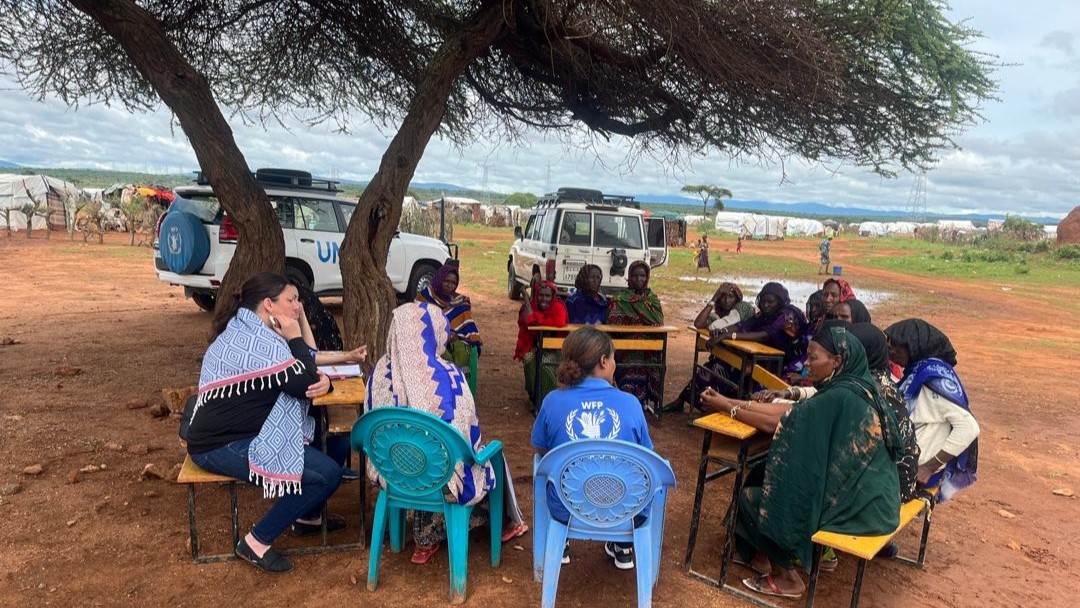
[531,326,654,569]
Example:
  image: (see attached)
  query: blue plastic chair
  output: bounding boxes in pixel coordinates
[352,407,505,604]
[532,439,676,608]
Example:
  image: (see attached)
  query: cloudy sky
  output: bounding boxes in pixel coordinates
[1,1,1078,219]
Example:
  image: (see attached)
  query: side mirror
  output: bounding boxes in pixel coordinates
[514,225,523,240]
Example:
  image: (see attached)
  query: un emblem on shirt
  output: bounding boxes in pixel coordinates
[565,407,621,440]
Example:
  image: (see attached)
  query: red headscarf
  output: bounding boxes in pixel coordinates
[514,280,568,361]
[823,278,856,302]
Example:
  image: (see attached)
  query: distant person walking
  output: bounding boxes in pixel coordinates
[736,234,744,254]
[698,234,711,271]
[818,236,833,275]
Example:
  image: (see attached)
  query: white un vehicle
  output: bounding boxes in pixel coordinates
[154,168,453,311]
[507,187,667,300]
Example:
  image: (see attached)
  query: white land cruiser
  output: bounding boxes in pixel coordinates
[507,188,667,300]
[154,168,453,311]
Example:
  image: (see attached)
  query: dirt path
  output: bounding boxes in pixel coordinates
[0,231,1077,608]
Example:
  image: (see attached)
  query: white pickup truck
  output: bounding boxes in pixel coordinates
[154,168,453,310]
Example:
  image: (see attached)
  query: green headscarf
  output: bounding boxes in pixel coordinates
[753,326,902,570]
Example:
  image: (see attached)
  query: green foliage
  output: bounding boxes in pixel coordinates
[503,192,538,208]
[1052,245,1080,261]
[1002,215,1043,240]
[681,185,732,216]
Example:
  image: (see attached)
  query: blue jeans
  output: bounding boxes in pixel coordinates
[191,438,343,546]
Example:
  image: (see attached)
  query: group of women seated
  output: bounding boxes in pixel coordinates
[185,265,979,600]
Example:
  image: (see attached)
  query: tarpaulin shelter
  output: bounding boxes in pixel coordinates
[785,218,825,237]
[858,221,887,237]
[0,173,82,230]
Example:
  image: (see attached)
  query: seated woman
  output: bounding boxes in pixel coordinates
[663,282,755,412]
[710,282,809,381]
[834,298,871,324]
[186,272,342,574]
[415,261,482,368]
[606,261,665,413]
[532,326,654,569]
[565,264,608,324]
[730,326,902,599]
[806,277,857,333]
[514,280,569,405]
[884,319,978,502]
[367,302,528,564]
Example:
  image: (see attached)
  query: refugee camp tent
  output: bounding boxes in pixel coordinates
[937,220,976,232]
[713,211,749,234]
[858,221,887,237]
[744,214,788,239]
[785,218,825,237]
[885,222,918,236]
[0,173,82,230]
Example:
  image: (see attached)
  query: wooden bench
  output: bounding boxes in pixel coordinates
[529,324,678,414]
[178,455,242,564]
[804,490,938,608]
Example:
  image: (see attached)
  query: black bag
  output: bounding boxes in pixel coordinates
[178,394,197,441]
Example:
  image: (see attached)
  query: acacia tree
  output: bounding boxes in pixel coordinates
[1,0,997,357]
[682,184,733,218]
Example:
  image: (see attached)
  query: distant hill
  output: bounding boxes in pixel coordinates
[0,159,20,169]
[634,193,1061,225]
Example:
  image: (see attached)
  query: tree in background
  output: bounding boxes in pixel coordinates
[119,191,146,246]
[60,189,91,242]
[1,0,998,357]
[681,184,733,218]
[504,192,538,209]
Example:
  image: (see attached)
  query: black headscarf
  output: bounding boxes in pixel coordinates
[883,319,958,366]
[847,323,889,373]
[757,282,791,309]
[843,299,872,324]
[806,289,824,322]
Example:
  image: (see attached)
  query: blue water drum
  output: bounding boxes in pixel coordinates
[159,212,211,274]
[833,265,843,276]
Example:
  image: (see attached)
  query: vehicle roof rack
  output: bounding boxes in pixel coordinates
[193,168,341,192]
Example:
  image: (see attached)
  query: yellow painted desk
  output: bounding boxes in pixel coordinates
[687,327,788,405]
[313,375,368,549]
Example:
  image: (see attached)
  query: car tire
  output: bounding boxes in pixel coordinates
[191,291,216,312]
[508,268,525,301]
[406,262,440,301]
[285,264,312,291]
[158,211,210,274]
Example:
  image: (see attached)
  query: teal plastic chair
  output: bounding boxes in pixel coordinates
[352,407,504,604]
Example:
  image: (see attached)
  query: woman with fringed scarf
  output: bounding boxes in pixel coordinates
[186,272,347,573]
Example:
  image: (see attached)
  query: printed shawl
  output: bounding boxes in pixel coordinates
[899,357,978,501]
[755,327,901,570]
[416,263,482,350]
[607,263,664,326]
[367,302,493,506]
[193,307,314,498]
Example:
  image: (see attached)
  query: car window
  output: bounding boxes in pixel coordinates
[169,195,221,223]
[524,211,542,240]
[594,213,644,249]
[270,197,295,228]
[294,198,341,232]
[538,209,558,244]
[558,211,592,246]
[340,202,355,227]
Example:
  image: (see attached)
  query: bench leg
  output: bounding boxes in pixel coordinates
[717,443,749,589]
[684,431,712,569]
[229,482,239,550]
[916,506,933,567]
[187,484,200,562]
[805,543,824,608]
[849,558,868,608]
[358,452,368,550]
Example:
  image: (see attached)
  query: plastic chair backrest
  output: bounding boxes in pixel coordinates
[535,439,675,528]
[352,407,476,499]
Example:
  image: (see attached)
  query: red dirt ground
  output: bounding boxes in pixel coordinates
[0,230,1077,608]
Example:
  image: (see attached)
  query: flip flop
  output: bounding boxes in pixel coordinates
[742,574,803,599]
[501,523,529,543]
[410,542,440,565]
[732,556,768,575]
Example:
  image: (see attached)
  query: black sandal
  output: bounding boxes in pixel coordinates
[291,514,347,537]
[235,538,293,573]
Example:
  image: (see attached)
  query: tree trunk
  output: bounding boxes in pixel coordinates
[129,228,135,246]
[68,0,284,300]
[341,1,508,359]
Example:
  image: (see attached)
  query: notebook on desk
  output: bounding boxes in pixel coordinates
[317,364,364,379]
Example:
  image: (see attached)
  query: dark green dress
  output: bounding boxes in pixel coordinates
[736,327,902,571]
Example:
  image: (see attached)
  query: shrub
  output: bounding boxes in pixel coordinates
[1052,244,1080,261]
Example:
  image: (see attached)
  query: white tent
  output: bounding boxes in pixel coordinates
[713,211,749,234]
[785,218,825,237]
[937,220,976,232]
[744,214,788,240]
[858,221,887,237]
[0,174,82,230]
[885,221,918,236]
